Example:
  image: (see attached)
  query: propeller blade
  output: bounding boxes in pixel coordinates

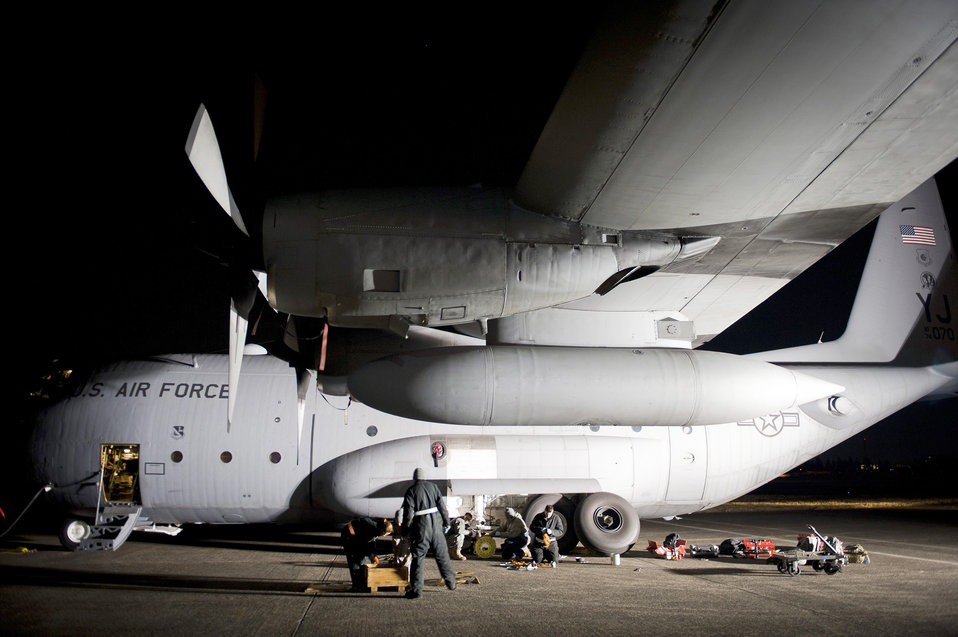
[231,267,268,324]
[283,315,300,353]
[295,367,312,465]
[185,104,249,236]
[254,270,268,302]
[186,104,275,432]
[228,302,249,432]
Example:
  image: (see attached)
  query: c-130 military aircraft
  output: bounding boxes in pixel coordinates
[31,176,958,553]
[30,2,958,553]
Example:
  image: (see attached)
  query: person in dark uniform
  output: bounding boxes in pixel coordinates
[341,517,392,591]
[529,504,565,565]
[401,467,458,599]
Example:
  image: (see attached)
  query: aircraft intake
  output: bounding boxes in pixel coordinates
[347,346,844,426]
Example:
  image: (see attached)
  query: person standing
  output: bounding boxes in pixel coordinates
[401,467,458,599]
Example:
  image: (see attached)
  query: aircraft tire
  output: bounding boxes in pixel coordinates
[59,518,91,551]
[573,492,639,556]
[523,493,578,554]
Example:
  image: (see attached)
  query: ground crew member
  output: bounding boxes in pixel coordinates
[401,467,458,599]
[446,512,473,560]
[529,504,564,565]
[341,517,392,591]
[498,507,529,560]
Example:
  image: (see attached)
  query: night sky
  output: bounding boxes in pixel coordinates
[11,9,958,469]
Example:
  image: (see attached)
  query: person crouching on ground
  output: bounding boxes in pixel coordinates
[498,507,529,561]
[341,517,393,591]
[529,504,564,565]
[446,512,474,560]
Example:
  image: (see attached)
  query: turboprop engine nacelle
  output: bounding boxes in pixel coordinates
[263,187,718,329]
[347,346,844,426]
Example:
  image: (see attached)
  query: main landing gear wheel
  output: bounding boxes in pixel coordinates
[524,494,579,554]
[573,492,639,556]
[59,518,91,551]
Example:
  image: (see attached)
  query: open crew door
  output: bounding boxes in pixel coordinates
[70,444,143,551]
[100,444,141,504]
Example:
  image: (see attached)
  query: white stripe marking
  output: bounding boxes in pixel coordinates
[866,551,958,566]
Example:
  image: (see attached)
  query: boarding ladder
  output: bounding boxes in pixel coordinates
[76,503,143,551]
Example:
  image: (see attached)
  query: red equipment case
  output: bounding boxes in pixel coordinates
[742,539,775,558]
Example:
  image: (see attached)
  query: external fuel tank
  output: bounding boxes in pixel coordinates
[347,346,843,426]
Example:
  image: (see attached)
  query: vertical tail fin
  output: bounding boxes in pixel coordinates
[762,178,956,365]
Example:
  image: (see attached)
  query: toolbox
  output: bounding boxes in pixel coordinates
[741,539,775,558]
[364,565,409,593]
[647,539,687,560]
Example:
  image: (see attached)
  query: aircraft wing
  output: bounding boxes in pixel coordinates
[513,1,958,343]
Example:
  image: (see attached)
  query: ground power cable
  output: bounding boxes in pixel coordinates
[0,484,55,539]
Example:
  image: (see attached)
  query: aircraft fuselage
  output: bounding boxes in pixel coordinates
[32,353,946,534]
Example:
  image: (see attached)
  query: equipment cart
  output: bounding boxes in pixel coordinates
[767,525,848,576]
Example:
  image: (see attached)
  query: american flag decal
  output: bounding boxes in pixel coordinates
[900,225,936,246]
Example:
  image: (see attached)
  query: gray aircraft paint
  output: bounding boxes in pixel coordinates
[263,188,714,328]
[31,355,949,525]
[31,179,958,543]
[346,347,843,427]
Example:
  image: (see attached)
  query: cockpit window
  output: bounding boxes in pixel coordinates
[27,367,89,404]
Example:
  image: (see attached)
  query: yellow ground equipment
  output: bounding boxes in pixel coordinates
[474,535,497,559]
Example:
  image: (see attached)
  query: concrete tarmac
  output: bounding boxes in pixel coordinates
[2,503,957,636]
